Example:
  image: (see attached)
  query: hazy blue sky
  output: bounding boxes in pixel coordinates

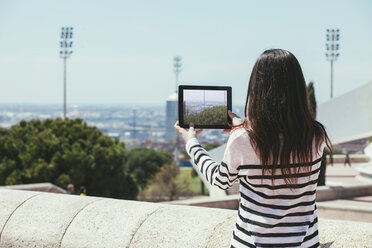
[184,89,226,104]
[0,0,371,106]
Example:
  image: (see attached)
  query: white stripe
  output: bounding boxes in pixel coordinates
[239,177,318,196]
[233,228,256,247]
[239,184,316,211]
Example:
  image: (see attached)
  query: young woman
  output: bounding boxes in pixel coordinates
[174,49,331,248]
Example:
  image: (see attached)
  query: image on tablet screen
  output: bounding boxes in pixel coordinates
[183,89,227,126]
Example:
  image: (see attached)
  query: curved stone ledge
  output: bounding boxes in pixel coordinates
[0,189,371,247]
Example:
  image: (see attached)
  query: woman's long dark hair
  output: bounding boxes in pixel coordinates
[244,49,332,185]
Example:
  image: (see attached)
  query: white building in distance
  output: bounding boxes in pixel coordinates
[317,81,372,145]
[165,92,178,141]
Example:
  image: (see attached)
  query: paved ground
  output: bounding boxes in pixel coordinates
[320,195,372,209]
[325,163,368,185]
[320,163,372,223]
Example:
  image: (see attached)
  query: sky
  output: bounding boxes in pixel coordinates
[0,0,371,106]
[184,90,226,104]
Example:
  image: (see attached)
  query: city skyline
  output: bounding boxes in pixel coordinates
[0,1,372,106]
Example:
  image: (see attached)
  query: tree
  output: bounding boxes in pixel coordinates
[306,81,326,186]
[0,118,138,199]
[124,147,172,190]
[307,81,317,119]
[184,105,227,126]
[318,152,327,186]
[142,162,190,201]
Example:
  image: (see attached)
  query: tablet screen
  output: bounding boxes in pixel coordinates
[178,85,232,129]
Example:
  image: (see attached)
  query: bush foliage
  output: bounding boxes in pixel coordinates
[0,118,140,199]
[184,105,227,126]
[125,147,172,190]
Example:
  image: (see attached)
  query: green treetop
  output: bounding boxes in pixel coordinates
[307,81,317,118]
[0,118,138,199]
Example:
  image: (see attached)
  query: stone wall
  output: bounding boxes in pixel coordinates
[0,189,371,248]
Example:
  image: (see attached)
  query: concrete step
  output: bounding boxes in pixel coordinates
[317,195,372,223]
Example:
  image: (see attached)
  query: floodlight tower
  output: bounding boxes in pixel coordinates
[173,56,182,93]
[173,56,182,164]
[325,29,340,99]
[60,27,74,119]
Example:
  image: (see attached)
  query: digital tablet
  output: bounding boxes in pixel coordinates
[178,85,232,129]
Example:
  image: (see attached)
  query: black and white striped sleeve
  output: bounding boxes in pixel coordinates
[186,136,240,190]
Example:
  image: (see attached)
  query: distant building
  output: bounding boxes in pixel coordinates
[317,80,372,146]
[165,92,178,141]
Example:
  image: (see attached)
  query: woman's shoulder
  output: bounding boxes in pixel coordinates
[225,126,261,164]
[229,126,249,139]
[227,126,253,149]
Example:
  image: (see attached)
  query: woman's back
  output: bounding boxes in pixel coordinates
[228,127,323,248]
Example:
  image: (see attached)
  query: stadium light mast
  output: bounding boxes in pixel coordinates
[173,56,182,93]
[325,28,340,99]
[59,27,74,119]
[173,56,182,164]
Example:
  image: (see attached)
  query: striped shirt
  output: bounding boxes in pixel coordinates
[186,127,324,248]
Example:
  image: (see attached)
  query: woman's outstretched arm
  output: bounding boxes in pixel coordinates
[174,115,243,190]
[185,136,239,190]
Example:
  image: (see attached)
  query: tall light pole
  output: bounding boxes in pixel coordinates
[173,56,182,93]
[60,27,74,119]
[132,107,137,140]
[173,56,182,164]
[325,28,340,99]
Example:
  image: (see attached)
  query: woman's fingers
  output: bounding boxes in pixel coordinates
[173,121,180,131]
[228,110,244,127]
[228,110,238,119]
[232,117,244,126]
[228,110,240,120]
[189,122,195,132]
[174,121,202,143]
[174,121,187,135]
[224,111,244,133]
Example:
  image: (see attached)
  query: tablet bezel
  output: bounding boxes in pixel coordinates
[178,85,232,129]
